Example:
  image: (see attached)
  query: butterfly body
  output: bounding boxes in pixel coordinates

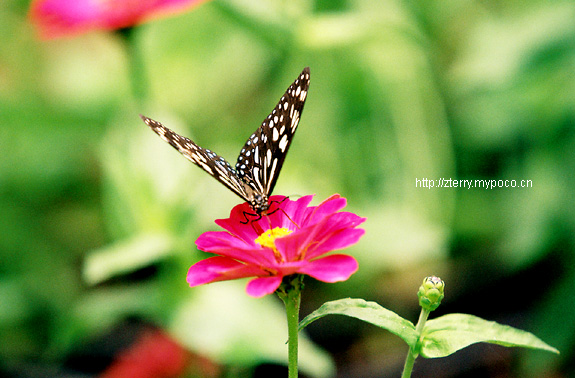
[141,67,310,214]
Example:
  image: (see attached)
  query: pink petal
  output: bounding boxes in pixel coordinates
[275,195,315,229]
[303,212,367,258]
[29,0,208,39]
[274,229,312,262]
[276,211,366,261]
[215,202,261,242]
[246,276,283,298]
[195,231,276,266]
[298,254,358,282]
[302,194,347,226]
[195,231,251,251]
[306,228,366,258]
[186,256,265,286]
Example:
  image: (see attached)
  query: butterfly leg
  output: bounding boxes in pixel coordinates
[240,211,261,225]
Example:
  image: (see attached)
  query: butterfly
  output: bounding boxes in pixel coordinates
[140,67,310,215]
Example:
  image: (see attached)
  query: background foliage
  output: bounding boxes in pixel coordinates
[1,0,574,377]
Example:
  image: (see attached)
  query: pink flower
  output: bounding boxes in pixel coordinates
[187,194,366,298]
[29,0,208,39]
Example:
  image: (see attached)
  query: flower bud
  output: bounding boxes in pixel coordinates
[417,276,445,311]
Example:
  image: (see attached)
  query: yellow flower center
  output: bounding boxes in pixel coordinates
[255,227,292,260]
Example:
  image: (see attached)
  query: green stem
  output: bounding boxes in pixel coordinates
[286,290,301,378]
[278,275,303,378]
[401,347,417,378]
[401,309,430,378]
[117,27,148,105]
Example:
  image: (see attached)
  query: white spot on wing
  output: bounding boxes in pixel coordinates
[291,112,300,131]
[267,158,278,191]
[198,161,213,174]
[279,134,288,152]
[253,167,262,190]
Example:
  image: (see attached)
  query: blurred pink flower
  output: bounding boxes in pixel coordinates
[29,0,208,39]
[187,194,366,297]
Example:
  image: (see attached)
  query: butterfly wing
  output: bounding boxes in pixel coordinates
[235,67,311,196]
[140,115,253,203]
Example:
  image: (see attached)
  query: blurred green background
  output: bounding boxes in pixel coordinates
[1,0,574,377]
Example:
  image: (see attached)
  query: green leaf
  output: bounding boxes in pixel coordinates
[421,314,560,358]
[82,233,173,285]
[299,298,418,347]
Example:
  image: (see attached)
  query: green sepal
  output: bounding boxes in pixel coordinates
[299,298,418,347]
[420,313,560,358]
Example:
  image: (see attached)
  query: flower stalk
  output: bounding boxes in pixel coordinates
[277,275,304,378]
[401,307,429,378]
[118,27,148,105]
[401,276,445,378]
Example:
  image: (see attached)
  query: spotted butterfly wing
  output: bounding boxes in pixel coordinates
[140,115,256,205]
[234,67,310,205]
[140,67,310,213]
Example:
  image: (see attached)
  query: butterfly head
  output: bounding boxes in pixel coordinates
[250,193,270,214]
